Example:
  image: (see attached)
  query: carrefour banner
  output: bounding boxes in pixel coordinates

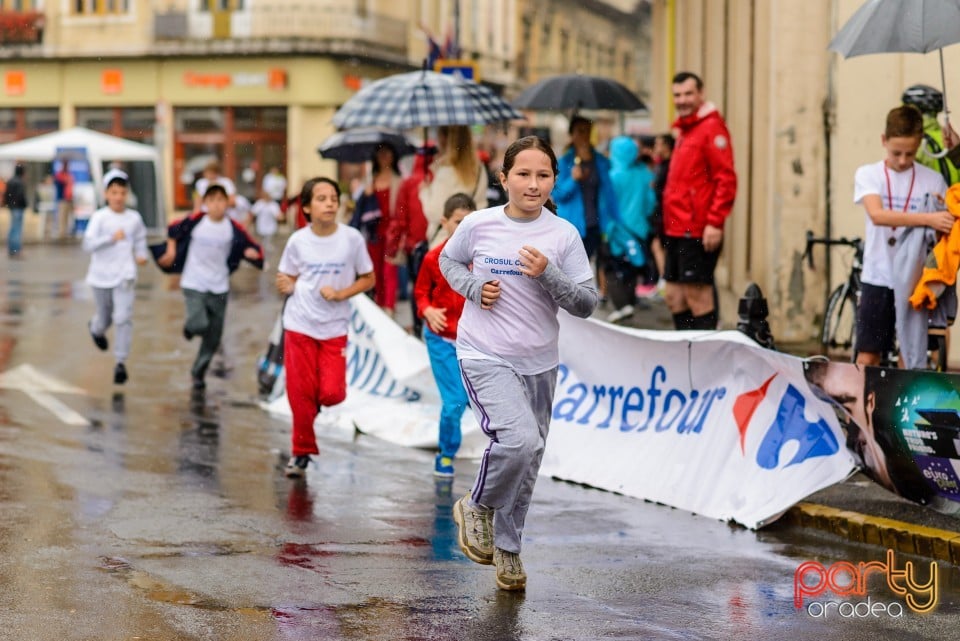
[265,297,858,529]
[264,295,490,458]
[540,316,858,529]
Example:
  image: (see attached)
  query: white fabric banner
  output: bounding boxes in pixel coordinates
[542,315,857,528]
[265,294,489,457]
[265,297,856,529]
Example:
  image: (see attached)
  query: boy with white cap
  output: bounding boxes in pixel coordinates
[83,169,149,385]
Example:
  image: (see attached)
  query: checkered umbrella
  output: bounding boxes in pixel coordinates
[332,70,524,130]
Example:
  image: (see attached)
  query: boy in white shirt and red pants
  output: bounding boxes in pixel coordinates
[276,177,375,478]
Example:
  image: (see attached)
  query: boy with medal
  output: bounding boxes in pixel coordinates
[853,105,953,366]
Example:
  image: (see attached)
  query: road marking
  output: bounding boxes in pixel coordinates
[24,391,90,426]
[0,364,89,426]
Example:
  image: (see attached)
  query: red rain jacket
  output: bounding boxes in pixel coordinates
[385,152,433,258]
[662,102,737,239]
[414,239,464,341]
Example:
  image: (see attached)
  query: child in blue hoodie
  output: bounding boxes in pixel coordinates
[605,136,657,323]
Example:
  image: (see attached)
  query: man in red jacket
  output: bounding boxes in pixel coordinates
[662,72,737,330]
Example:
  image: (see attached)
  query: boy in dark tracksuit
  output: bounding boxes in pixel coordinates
[157,184,263,390]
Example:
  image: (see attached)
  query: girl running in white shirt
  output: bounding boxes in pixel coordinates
[440,136,599,591]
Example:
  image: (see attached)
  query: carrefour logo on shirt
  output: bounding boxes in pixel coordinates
[303,261,345,277]
[483,255,523,277]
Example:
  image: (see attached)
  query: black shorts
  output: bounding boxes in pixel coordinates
[662,235,721,284]
[856,282,896,355]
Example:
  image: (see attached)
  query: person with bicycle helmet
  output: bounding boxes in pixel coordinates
[853,105,953,368]
[902,84,960,186]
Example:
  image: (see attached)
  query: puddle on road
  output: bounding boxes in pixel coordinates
[97,554,270,618]
[98,555,217,608]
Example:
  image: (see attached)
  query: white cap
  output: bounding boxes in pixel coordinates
[102,168,129,190]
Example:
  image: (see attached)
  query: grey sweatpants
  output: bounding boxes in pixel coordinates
[460,358,558,554]
[183,288,228,380]
[91,281,136,362]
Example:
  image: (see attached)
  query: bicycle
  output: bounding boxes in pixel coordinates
[803,231,862,356]
[802,230,948,371]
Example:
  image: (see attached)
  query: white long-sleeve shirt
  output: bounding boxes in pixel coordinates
[82,206,148,288]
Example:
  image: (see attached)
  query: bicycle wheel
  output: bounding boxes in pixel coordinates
[822,285,857,356]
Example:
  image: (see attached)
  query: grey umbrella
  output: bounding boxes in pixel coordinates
[511,74,646,112]
[829,0,960,118]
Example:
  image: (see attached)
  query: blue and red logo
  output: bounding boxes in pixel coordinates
[733,374,839,469]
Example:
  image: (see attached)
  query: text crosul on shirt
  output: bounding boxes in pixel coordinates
[180,216,234,294]
[278,224,374,341]
[441,205,593,375]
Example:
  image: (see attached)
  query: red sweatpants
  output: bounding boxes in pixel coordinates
[284,330,348,456]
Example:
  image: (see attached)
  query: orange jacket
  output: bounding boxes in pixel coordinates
[909,184,960,309]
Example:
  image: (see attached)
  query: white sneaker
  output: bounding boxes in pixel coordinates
[606,305,634,323]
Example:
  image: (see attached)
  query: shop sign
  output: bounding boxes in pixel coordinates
[183,68,287,91]
[101,69,123,95]
[434,59,480,82]
[4,70,25,96]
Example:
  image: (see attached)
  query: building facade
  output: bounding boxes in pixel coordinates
[0,0,646,227]
[648,0,960,357]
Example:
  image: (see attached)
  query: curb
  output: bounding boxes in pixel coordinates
[783,502,960,565]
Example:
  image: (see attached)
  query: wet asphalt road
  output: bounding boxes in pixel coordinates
[1,243,959,641]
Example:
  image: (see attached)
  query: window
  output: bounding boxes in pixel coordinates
[74,0,130,15]
[24,108,58,130]
[0,109,15,130]
[176,107,224,133]
[233,106,286,132]
[199,0,245,10]
[0,108,57,143]
[76,107,114,132]
[121,108,155,134]
[3,0,40,9]
[75,107,155,142]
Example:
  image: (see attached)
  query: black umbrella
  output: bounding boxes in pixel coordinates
[318,128,418,163]
[511,74,646,111]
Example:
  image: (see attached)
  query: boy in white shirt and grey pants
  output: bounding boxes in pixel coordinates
[157,183,264,391]
[83,169,148,385]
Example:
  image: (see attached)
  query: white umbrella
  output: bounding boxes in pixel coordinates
[829,0,960,119]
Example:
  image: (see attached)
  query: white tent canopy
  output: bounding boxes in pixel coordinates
[0,127,165,228]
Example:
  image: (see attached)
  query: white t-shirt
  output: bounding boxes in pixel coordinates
[442,205,593,374]
[252,198,281,236]
[278,225,374,340]
[82,206,148,288]
[180,216,234,294]
[854,160,947,288]
[262,172,287,201]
